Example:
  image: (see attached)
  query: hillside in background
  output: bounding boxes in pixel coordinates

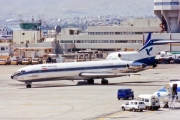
[0,0,154,20]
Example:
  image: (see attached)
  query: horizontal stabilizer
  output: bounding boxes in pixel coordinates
[170,79,180,81]
[154,40,180,44]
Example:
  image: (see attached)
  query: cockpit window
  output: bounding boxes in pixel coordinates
[12,71,21,76]
[21,70,25,73]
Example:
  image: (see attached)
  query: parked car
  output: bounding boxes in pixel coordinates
[137,94,160,110]
[117,88,134,100]
[32,58,43,64]
[0,58,11,65]
[11,59,18,65]
[121,101,146,112]
[10,57,22,65]
[22,58,32,65]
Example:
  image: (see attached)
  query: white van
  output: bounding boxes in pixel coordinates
[121,100,146,112]
[137,94,160,110]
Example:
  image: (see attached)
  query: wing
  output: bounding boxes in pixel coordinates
[79,72,140,79]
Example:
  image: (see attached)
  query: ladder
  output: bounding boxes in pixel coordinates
[169,94,177,110]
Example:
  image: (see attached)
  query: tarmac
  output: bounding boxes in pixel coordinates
[0,64,180,120]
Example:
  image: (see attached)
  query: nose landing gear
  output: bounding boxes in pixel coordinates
[25,82,32,88]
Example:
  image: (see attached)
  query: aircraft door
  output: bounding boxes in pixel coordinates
[172,84,177,96]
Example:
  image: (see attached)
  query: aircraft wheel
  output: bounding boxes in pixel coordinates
[132,108,136,112]
[163,103,169,108]
[153,63,157,68]
[87,79,94,84]
[132,96,134,99]
[101,79,108,85]
[26,84,31,88]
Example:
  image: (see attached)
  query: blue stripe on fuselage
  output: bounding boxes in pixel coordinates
[158,87,180,92]
[17,64,127,77]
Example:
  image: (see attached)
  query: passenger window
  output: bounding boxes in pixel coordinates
[134,102,137,105]
[126,102,129,105]
[145,99,149,102]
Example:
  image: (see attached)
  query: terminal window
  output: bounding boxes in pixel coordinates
[154,2,179,5]
[1,47,5,50]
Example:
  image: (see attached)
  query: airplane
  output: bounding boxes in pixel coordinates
[11,34,180,88]
[106,33,152,60]
[153,81,180,108]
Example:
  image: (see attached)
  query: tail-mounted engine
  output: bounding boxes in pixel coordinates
[127,63,147,69]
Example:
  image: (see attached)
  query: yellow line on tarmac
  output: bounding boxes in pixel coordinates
[97,111,128,120]
[144,110,155,114]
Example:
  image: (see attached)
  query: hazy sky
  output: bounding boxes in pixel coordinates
[0,0,154,19]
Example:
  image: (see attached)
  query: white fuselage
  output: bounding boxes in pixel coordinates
[12,60,143,82]
[153,82,180,102]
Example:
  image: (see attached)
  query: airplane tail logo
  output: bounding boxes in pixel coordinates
[138,33,152,52]
[146,47,153,56]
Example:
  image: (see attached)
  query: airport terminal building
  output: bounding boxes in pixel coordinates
[11,0,180,55]
[57,18,161,52]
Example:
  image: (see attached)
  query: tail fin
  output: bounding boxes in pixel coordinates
[136,33,158,65]
[138,33,153,53]
[144,32,151,45]
[137,33,180,65]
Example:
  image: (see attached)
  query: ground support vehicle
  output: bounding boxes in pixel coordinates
[22,58,32,65]
[31,58,43,64]
[137,94,160,110]
[121,101,146,112]
[0,59,11,65]
[117,88,134,100]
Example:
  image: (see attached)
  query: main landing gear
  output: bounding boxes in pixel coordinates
[163,102,169,108]
[101,79,108,85]
[26,82,32,88]
[86,78,109,85]
[87,79,94,84]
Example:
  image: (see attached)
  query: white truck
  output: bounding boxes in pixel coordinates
[121,100,146,112]
[155,51,175,64]
[137,94,160,110]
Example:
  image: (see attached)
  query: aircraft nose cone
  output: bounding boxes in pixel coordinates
[153,92,160,97]
[11,75,14,79]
